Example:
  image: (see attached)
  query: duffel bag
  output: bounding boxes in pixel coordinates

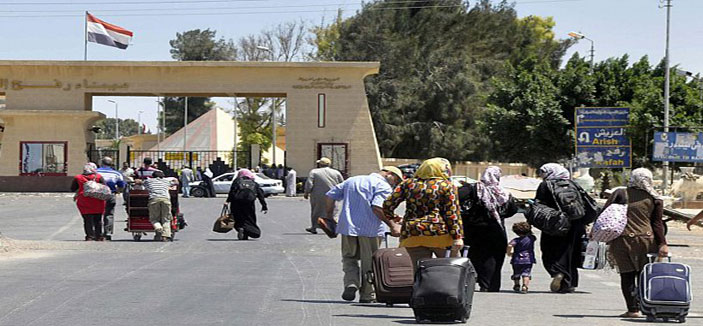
[525,200,571,236]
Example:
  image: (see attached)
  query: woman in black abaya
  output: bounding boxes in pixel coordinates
[226,169,268,240]
[535,163,585,293]
[458,166,516,292]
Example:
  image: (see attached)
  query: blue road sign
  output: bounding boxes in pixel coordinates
[575,107,631,168]
[652,132,703,162]
[576,146,631,168]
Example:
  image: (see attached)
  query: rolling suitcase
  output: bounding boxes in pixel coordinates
[369,232,414,306]
[639,254,692,323]
[411,247,476,323]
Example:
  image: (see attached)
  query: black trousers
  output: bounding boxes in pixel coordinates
[82,214,103,240]
[621,271,640,312]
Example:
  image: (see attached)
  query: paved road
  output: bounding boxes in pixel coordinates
[0,193,702,325]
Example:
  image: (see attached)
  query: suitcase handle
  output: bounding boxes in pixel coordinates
[647,253,672,263]
[384,232,391,248]
[445,246,470,258]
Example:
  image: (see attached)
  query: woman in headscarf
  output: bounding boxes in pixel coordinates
[70,163,107,241]
[383,158,463,268]
[534,163,585,293]
[226,169,268,240]
[458,166,516,292]
[604,168,668,318]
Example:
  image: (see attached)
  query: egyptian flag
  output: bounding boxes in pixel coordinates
[86,13,133,49]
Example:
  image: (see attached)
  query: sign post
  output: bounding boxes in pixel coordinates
[575,107,631,168]
[653,132,703,162]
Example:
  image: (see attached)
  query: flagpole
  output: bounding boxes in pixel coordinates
[84,11,88,61]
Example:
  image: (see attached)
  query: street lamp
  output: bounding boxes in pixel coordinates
[107,100,119,140]
[662,0,673,191]
[676,69,703,101]
[257,45,277,166]
[568,31,595,74]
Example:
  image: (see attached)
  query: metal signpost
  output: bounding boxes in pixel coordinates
[653,132,703,162]
[575,107,631,168]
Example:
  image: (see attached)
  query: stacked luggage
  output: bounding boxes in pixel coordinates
[639,254,692,323]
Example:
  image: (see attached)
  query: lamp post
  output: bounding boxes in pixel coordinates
[183,97,188,154]
[107,100,119,140]
[137,110,144,135]
[662,0,673,192]
[568,31,595,74]
[257,45,277,166]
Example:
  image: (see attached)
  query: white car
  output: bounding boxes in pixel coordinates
[189,171,284,197]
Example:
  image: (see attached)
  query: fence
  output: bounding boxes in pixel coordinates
[126,149,251,178]
[381,158,536,179]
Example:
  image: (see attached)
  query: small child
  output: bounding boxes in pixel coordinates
[507,222,536,294]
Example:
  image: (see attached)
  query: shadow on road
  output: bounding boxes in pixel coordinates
[281,233,319,236]
[281,299,349,304]
[554,314,620,319]
[334,314,411,321]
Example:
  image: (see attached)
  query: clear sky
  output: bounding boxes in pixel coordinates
[1,0,701,132]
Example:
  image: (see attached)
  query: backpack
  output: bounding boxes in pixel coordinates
[232,178,257,202]
[548,179,585,221]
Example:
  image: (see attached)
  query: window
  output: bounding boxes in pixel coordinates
[318,143,348,178]
[20,141,67,176]
[317,93,326,128]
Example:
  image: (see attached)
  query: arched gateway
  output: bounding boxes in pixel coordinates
[0,61,382,191]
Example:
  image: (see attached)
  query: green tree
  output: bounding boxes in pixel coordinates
[95,118,142,140]
[162,29,237,135]
[308,0,570,161]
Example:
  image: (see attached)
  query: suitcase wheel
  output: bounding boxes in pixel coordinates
[133,233,142,241]
[679,316,686,323]
[645,315,655,322]
[385,303,393,307]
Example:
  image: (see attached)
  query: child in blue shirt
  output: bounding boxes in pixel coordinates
[507,222,536,294]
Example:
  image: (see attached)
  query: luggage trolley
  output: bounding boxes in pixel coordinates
[125,184,183,241]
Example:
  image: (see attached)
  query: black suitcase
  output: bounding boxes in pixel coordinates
[411,247,476,323]
[369,232,414,306]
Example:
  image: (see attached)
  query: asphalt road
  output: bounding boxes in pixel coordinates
[1,193,703,325]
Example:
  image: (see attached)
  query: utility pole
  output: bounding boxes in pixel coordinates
[183,97,188,155]
[662,0,672,192]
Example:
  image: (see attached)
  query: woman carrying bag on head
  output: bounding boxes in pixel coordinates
[458,166,517,292]
[226,169,268,240]
[71,163,108,241]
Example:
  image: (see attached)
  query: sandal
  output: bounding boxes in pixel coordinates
[618,311,641,318]
[521,285,528,294]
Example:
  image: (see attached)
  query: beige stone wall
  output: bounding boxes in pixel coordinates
[381,158,536,178]
[0,61,381,184]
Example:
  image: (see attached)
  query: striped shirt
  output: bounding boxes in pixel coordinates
[325,173,393,237]
[144,177,171,200]
[96,167,126,193]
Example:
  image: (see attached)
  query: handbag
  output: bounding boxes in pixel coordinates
[590,189,628,242]
[83,176,112,201]
[212,204,234,233]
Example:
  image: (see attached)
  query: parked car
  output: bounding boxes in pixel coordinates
[450,175,477,187]
[189,171,284,197]
[398,163,420,179]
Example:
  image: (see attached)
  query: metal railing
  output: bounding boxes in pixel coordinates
[126,149,250,178]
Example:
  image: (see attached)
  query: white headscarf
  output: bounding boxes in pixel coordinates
[83,162,97,175]
[629,168,660,199]
[538,163,570,180]
[476,166,511,224]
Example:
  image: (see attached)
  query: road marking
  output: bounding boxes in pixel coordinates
[45,213,81,241]
[601,282,619,287]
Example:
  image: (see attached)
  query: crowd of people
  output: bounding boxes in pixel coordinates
[70,154,674,318]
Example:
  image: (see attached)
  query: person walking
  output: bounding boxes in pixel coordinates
[382,158,464,268]
[304,157,344,234]
[96,157,126,241]
[144,171,173,241]
[324,167,404,303]
[535,163,585,293]
[605,168,668,318]
[507,222,536,294]
[226,169,268,240]
[71,163,107,241]
[120,162,135,184]
[285,167,297,197]
[457,166,516,292]
[180,166,194,198]
[136,157,161,179]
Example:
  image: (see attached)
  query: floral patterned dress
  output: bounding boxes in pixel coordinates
[383,178,463,247]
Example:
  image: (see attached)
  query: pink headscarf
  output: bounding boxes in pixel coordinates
[476,166,511,225]
[238,169,256,180]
